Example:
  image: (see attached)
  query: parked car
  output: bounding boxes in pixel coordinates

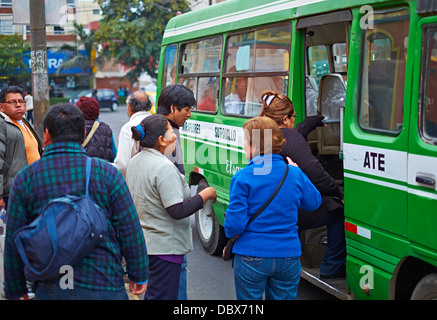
[69,89,119,111]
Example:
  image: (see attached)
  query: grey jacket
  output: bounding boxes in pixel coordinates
[0,112,28,199]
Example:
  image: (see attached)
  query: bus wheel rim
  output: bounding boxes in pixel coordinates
[198,201,213,240]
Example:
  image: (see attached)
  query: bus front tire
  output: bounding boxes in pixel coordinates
[195,179,227,256]
[411,273,437,300]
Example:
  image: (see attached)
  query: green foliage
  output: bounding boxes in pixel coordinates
[0,34,30,80]
[96,0,191,82]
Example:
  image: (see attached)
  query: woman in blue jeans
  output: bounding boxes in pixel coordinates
[224,116,321,300]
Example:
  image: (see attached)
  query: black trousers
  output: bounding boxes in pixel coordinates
[144,255,182,300]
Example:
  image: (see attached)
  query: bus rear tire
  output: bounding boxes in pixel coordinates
[195,179,227,255]
[411,273,437,300]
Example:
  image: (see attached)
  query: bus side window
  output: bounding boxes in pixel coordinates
[305,75,318,116]
[358,8,409,134]
[162,45,177,88]
[421,28,437,142]
[333,43,348,84]
[179,36,222,113]
[308,45,329,86]
[223,23,291,117]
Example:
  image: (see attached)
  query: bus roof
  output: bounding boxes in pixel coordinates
[162,0,398,44]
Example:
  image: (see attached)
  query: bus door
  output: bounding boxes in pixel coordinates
[343,8,410,299]
[297,10,351,268]
[407,17,437,262]
[297,9,351,183]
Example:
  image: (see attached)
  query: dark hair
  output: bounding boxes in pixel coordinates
[76,96,99,120]
[43,103,85,144]
[157,84,196,115]
[0,86,25,102]
[127,91,152,113]
[131,114,169,148]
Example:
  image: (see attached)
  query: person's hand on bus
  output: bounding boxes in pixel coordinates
[286,157,298,167]
[199,187,217,204]
[129,281,147,296]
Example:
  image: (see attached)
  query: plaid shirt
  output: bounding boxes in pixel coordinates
[3,142,148,299]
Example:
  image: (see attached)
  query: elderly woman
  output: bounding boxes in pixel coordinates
[259,90,346,280]
[76,96,116,162]
[126,114,217,300]
[224,116,321,300]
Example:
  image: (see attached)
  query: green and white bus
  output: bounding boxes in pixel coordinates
[157,0,437,299]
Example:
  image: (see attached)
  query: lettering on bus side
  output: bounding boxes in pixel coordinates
[363,151,385,172]
[183,122,201,135]
[215,126,237,142]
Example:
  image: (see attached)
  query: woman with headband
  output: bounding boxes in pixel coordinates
[259,90,346,280]
[126,114,217,300]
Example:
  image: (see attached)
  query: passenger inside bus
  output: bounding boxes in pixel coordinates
[224,77,247,115]
[197,78,218,112]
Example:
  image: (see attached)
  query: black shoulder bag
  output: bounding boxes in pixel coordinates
[222,165,289,261]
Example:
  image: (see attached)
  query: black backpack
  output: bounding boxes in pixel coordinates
[13,157,107,282]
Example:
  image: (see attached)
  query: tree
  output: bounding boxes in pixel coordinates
[0,34,30,83]
[96,0,191,82]
[55,21,103,89]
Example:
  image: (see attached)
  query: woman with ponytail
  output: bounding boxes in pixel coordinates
[126,114,217,300]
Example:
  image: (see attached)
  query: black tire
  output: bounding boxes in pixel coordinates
[195,179,227,255]
[411,273,437,300]
[111,102,118,111]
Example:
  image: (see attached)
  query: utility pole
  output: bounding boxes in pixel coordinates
[29,0,50,138]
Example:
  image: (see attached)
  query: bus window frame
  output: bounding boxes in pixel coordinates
[357,7,410,136]
[178,35,223,115]
[161,44,178,89]
[221,22,292,118]
[419,24,437,145]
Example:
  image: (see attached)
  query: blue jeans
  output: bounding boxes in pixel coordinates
[35,279,128,300]
[233,255,301,300]
[308,207,346,276]
[177,255,187,300]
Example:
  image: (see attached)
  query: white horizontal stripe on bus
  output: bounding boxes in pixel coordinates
[163,0,326,38]
[344,172,408,192]
[343,143,408,183]
[181,134,245,154]
[407,188,437,200]
[345,173,437,200]
[181,119,245,148]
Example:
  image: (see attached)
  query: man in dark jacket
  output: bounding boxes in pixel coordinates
[0,86,43,210]
[0,114,27,210]
[0,86,43,164]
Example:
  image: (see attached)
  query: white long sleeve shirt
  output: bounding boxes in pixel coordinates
[113,111,151,177]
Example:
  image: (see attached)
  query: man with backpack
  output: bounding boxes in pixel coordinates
[3,103,148,300]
